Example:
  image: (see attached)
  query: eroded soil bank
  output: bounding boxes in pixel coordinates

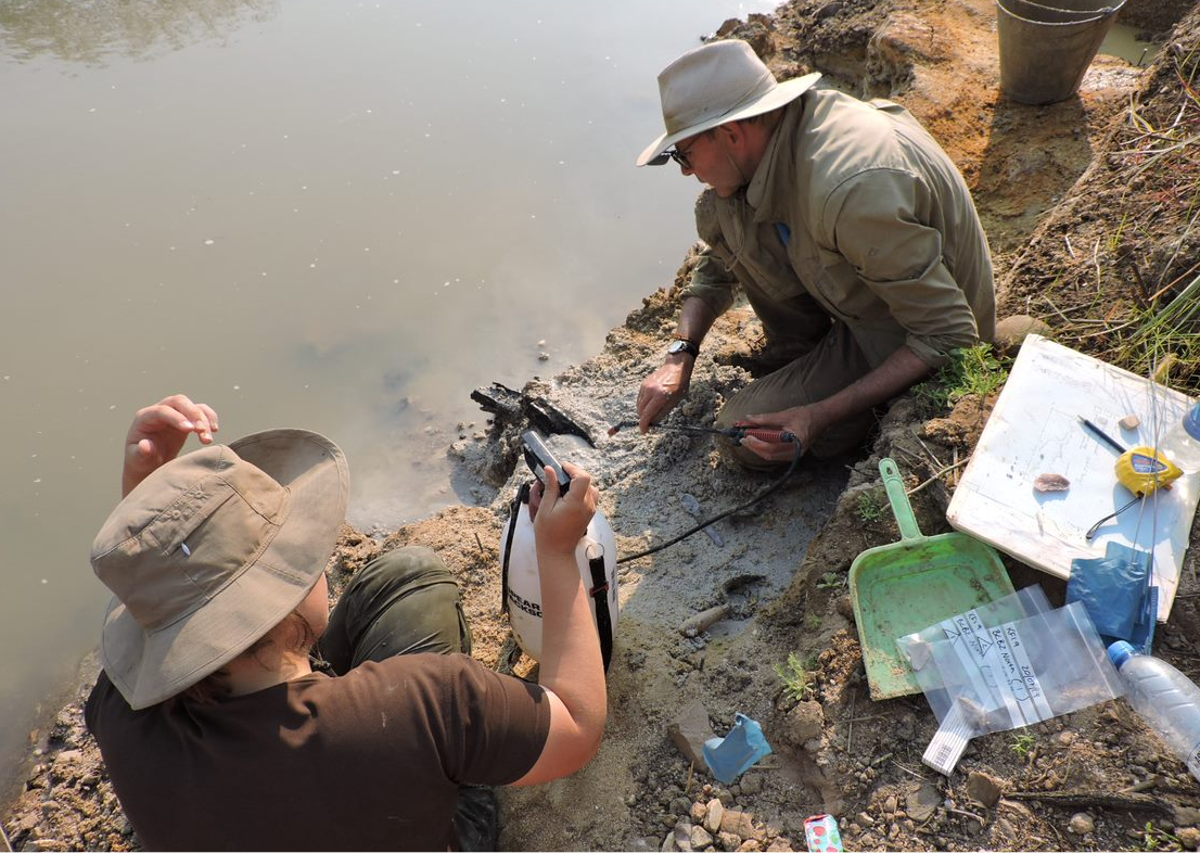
[6,1,1200,851]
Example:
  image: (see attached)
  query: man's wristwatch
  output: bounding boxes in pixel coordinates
[667,337,701,358]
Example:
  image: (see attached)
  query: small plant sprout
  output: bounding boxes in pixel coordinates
[856,489,885,523]
[1138,821,1180,852]
[1010,731,1036,759]
[775,651,816,702]
[817,571,845,591]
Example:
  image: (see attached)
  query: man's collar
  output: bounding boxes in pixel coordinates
[743,97,808,222]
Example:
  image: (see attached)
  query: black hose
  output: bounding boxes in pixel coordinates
[616,449,803,564]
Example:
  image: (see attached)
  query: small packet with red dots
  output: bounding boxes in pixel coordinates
[804,814,843,853]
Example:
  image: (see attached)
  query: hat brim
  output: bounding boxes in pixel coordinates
[636,71,822,167]
[100,429,350,710]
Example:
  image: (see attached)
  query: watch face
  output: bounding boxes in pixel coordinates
[668,340,687,354]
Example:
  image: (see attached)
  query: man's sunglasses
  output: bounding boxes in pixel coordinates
[649,134,707,169]
[648,147,693,169]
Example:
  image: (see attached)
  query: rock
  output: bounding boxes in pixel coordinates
[816,1,843,20]
[856,811,874,827]
[1068,812,1095,835]
[1177,826,1200,851]
[906,783,940,822]
[691,802,708,824]
[1033,472,1070,493]
[737,841,762,852]
[884,795,899,815]
[965,771,1003,808]
[765,839,793,852]
[674,819,695,852]
[720,808,756,840]
[672,797,693,815]
[690,825,714,849]
[668,700,716,767]
[706,800,725,835]
[784,700,824,746]
[662,830,678,852]
[739,773,764,795]
[993,315,1052,356]
[717,830,742,851]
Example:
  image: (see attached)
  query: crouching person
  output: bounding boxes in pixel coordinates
[84,394,606,851]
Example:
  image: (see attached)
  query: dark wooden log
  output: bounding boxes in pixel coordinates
[470,382,595,447]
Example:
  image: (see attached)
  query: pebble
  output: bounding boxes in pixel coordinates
[734,777,763,796]
[706,800,725,834]
[691,802,707,824]
[1068,813,1095,835]
[690,825,714,849]
[965,770,1003,808]
[720,808,756,840]
[717,830,741,851]
[907,782,945,825]
[674,819,695,852]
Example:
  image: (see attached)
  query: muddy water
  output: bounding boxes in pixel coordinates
[1101,21,1161,65]
[0,0,778,797]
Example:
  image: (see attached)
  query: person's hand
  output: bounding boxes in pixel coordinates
[122,394,220,496]
[737,406,814,463]
[532,463,598,558]
[636,358,694,433]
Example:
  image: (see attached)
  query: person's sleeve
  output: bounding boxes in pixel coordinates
[440,655,553,786]
[682,190,738,317]
[822,168,980,368]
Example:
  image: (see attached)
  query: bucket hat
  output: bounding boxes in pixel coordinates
[91,429,350,710]
[637,39,822,167]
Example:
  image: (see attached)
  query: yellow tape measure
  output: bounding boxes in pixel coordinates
[1115,446,1182,496]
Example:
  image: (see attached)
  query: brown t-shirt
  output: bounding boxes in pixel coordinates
[84,653,551,851]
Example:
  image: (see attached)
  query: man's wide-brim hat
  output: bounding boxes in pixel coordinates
[91,430,350,710]
[637,39,821,167]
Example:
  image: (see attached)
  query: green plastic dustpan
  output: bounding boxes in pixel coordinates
[849,458,1015,700]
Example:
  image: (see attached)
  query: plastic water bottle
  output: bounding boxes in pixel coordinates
[1108,641,1200,782]
[1156,401,1200,473]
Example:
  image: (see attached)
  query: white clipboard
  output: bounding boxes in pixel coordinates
[946,335,1198,620]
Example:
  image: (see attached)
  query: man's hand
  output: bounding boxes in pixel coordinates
[737,407,816,463]
[636,357,694,433]
[122,394,220,497]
